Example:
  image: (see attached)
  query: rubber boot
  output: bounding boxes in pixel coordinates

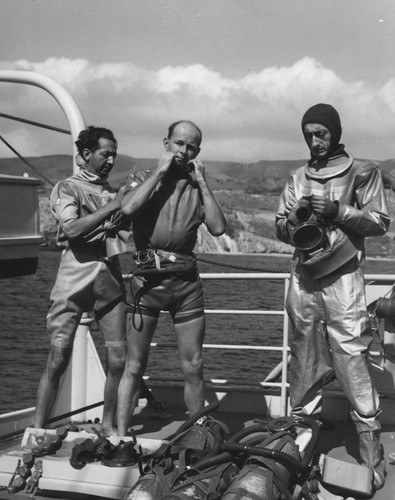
[358,431,386,491]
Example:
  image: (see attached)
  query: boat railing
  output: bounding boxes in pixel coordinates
[2,269,395,435]
[124,270,395,419]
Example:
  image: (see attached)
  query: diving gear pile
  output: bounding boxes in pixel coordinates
[123,404,376,500]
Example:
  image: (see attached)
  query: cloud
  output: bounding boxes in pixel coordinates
[155,64,231,99]
[1,57,395,162]
[0,127,44,159]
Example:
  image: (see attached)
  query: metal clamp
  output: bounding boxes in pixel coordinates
[24,459,42,494]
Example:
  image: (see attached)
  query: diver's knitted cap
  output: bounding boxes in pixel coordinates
[301,103,342,148]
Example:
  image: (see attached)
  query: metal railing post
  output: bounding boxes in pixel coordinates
[280,276,290,416]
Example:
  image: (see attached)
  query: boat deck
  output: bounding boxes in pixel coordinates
[0,403,394,500]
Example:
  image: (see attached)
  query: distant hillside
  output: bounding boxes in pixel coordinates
[1,155,395,255]
[3,153,395,195]
[0,154,306,193]
[0,154,152,188]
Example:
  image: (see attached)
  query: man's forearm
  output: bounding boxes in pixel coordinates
[199,181,226,236]
[63,201,119,240]
[122,169,164,215]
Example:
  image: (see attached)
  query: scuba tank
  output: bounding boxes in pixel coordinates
[220,416,319,500]
[164,416,319,500]
[123,402,228,500]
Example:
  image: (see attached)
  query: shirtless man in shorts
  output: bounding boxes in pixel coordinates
[117,120,226,435]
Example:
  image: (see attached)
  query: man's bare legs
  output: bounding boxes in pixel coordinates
[117,313,206,435]
[97,300,127,436]
[117,313,157,436]
[100,344,126,436]
[34,300,126,434]
[34,346,72,428]
[174,316,206,415]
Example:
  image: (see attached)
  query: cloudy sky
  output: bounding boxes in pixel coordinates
[1,0,395,163]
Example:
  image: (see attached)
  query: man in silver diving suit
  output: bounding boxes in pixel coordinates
[276,103,389,490]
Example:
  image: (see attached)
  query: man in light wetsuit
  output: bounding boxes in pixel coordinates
[276,104,390,490]
[34,126,130,436]
[117,120,226,435]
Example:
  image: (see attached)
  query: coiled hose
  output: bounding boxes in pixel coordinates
[193,417,319,475]
[297,417,320,471]
[219,442,303,472]
[171,401,221,438]
[193,424,270,470]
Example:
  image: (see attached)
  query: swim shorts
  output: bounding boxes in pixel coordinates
[128,272,205,325]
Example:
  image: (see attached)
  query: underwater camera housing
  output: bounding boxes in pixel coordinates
[288,197,326,252]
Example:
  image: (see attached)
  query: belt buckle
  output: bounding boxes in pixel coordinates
[135,249,155,266]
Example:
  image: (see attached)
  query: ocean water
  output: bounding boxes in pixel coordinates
[0,249,392,414]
